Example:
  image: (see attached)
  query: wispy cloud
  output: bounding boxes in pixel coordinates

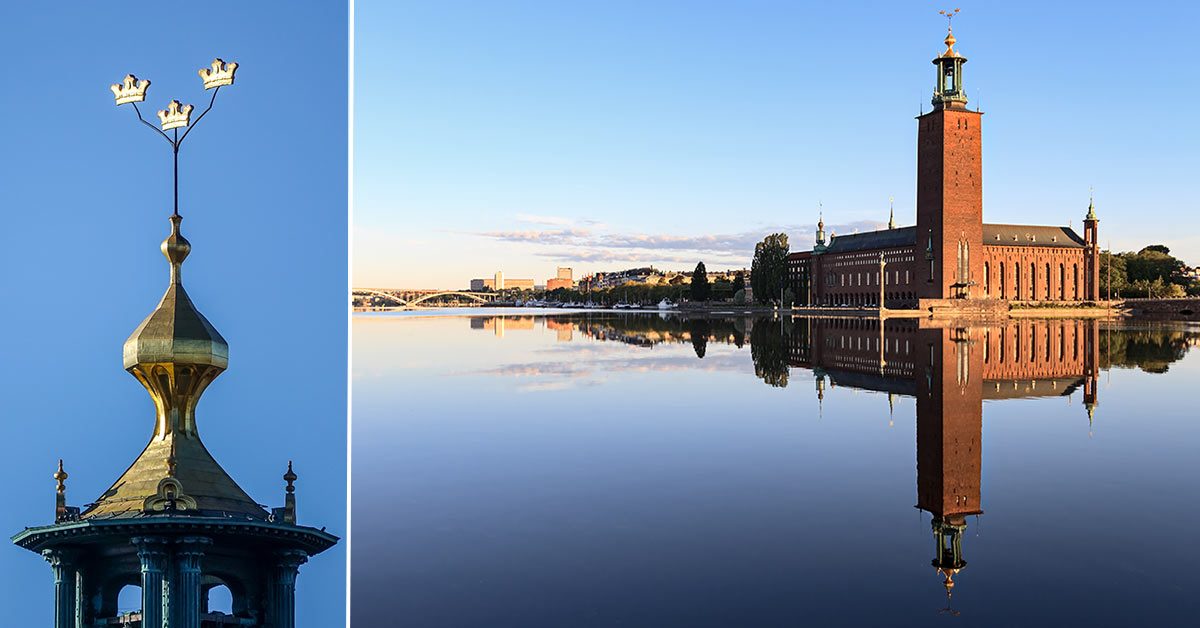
[459,214,895,270]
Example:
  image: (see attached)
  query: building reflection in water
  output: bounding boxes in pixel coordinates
[785,317,1101,609]
[464,312,1193,609]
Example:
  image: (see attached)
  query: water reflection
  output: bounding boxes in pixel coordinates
[354,312,1200,625]
[462,314,1195,604]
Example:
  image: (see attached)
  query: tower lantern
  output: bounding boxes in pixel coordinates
[933,9,969,109]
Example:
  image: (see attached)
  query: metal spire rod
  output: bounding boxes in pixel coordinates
[127,87,223,217]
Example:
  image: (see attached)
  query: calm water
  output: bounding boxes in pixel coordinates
[352,310,1200,627]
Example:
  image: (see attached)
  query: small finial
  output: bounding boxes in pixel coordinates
[54,460,68,494]
[284,461,297,494]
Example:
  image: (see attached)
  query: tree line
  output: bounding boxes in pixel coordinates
[1099,245,1198,298]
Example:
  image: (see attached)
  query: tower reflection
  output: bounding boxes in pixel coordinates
[786,317,1100,607]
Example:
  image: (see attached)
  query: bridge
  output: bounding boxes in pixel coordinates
[1120,297,1200,319]
[353,288,500,307]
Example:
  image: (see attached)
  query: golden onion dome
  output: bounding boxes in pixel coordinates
[122,214,228,371]
[84,214,265,520]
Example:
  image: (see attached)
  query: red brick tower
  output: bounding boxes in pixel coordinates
[916,21,984,300]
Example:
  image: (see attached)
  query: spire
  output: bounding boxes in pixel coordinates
[53,460,78,523]
[814,202,828,253]
[54,460,67,495]
[939,9,961,58]
[1085,186,1098,221]
[82,215,266,520]
[888,197,897,229]
[282,461,298,523]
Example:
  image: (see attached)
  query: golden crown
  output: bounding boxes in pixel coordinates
[199,58,238,89]
[157,100,194,130]
[111,74,151,105]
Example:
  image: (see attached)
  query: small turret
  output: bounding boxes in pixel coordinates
[814,205,828,254]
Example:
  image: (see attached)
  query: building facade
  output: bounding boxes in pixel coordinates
[789,24,1100,309]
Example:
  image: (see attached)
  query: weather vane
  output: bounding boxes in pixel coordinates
[939,8,961,29]
[110,59,238,218]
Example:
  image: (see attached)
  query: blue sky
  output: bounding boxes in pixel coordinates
[0,3,346,626]
[355,0,1200,289]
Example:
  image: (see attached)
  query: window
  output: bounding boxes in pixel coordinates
[984,261,990,294]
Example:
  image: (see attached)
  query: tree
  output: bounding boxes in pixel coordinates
[691,261,711,301]
[1127,248,1187,286]
[1099,250,1128,297]
[732,271,745,292]
[1142,244,1171,255]
[751,233,789,304]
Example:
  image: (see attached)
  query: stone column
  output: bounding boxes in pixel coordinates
[171,537,211,628]
[43,549,79,628]
[266,550,308,628]
[133,537,167,628]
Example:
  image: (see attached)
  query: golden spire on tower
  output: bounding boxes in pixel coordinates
[939,9,961,57]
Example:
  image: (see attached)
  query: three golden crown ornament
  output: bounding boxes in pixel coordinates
[199,58,238,89]
[110,58,239,217]
[111,74,151,105]
[157,100,194,131]
[111,58,237,133]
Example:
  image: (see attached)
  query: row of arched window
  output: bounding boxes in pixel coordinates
[983,260,1082,300]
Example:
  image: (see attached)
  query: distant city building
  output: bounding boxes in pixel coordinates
[469,274,534,291]
[547,267,574,291]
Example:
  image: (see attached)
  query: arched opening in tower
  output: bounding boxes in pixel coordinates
[207,584,234,615]
[116,584,141,615]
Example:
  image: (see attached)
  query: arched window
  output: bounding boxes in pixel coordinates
[117,584,141,615]
[999,262,1006,298]
[1045,263,1052,299]
[1073,264,1079,300]
[1030,263,1037,300]
[207,584,234,615]
[984,261,990,294]
[1059,264,1065,300]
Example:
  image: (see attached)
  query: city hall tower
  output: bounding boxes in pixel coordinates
[916,17,984,299]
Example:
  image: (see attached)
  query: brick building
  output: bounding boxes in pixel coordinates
[546,267,574,291]
[788,25,1100,309]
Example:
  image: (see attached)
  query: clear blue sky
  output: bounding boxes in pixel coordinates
[0,3,346,626]
[355,0,1200,289]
